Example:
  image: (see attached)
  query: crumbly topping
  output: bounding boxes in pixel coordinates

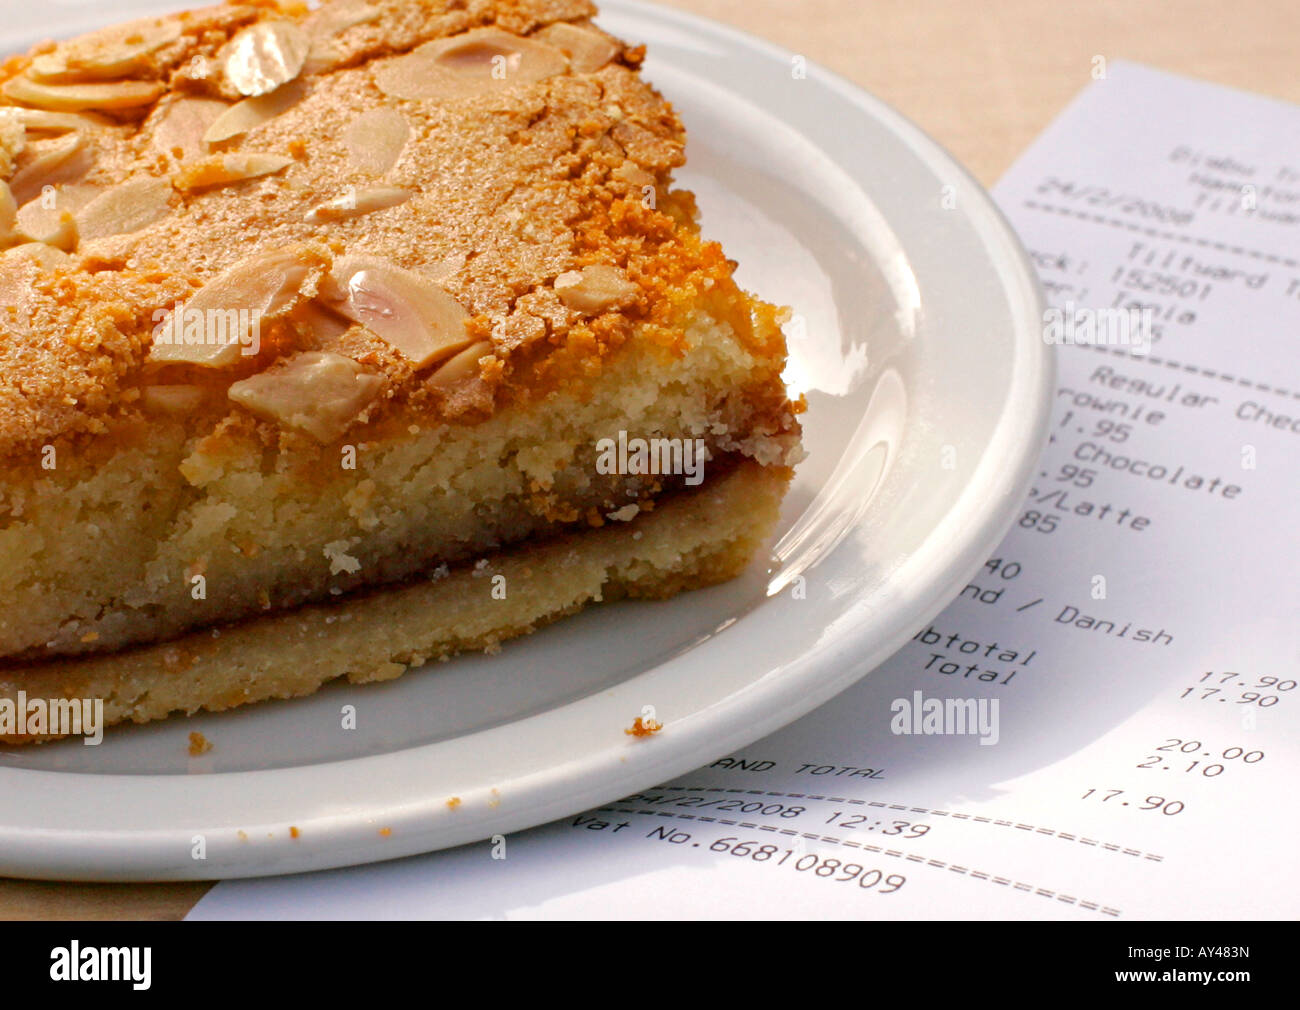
[0,0,789,459]
[624,714,662,737]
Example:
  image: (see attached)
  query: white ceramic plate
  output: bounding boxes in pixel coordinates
[0,0,1053,880]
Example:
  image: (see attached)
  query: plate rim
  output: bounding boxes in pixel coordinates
[0,0,1055,881]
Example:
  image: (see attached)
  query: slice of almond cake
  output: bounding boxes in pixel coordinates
[0,0,802,740]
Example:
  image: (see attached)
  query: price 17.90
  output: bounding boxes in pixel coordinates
[1080,789,1183,815]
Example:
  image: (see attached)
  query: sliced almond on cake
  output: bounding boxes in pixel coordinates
[141,384,209,415]
[343,107,409,175]
[375,28,569,102]
[228,351,383,442]
[8,132,94,205]
[1,76,164,112]
[149,246,324,367]
[150,96,228,160]
[322,255,473,368]
[533,22,619,74]
[26,17,181,83]
[76,176,172,241]
[428,339,494,389]
[15,202,78,251]
[555,264,639,314]
[172,152,294,191]
[219,20,310,97]
[305,186,411,223]
[204,80,307,144]
[0,107,115,136]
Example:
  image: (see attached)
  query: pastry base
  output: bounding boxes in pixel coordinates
[0,460,787,744]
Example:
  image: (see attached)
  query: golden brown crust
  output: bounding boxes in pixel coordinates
[0,0,793,461]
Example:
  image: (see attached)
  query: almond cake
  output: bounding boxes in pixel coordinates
[0,0,803,742]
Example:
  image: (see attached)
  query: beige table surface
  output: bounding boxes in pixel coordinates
[3,0,1297,921]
